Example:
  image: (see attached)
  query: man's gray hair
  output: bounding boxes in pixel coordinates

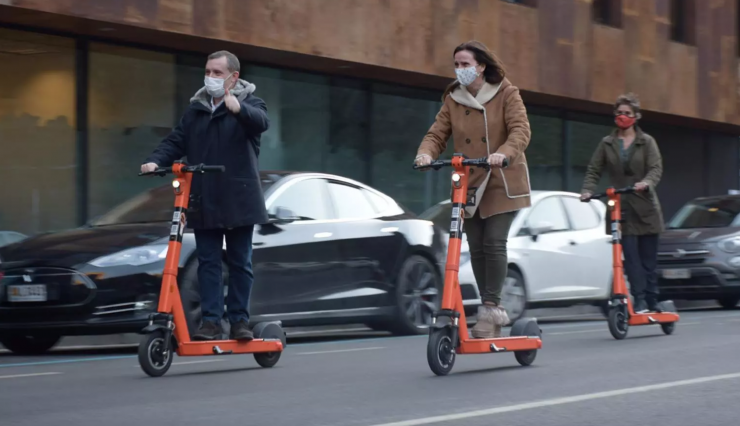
[208,50,240,73]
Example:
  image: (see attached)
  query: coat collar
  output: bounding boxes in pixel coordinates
[449,78,509,110]
[604,126,647,145]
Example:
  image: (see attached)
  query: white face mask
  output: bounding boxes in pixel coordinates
[455,66,480,87]
[204,73,233,97]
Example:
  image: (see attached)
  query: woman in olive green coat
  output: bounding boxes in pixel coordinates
[580,93,664,313]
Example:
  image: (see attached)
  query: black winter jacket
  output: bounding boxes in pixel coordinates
[144,79,269,229]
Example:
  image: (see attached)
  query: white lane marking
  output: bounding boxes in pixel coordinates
[549,329,603,336]
[133,359,227,367]
[548,321,704,335]
[297,347,385,355]
[173,359,227,366]
[288,328,370,336]
[0,372,62,380]
[369,372,740,426]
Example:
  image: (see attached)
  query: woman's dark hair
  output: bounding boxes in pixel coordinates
[442,40,507,100]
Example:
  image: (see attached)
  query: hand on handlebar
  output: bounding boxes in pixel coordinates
[415,154,432,167]
[634,182,649,192]
[487,153,507,168]
[580,192,592,202]
[141,162,158,175]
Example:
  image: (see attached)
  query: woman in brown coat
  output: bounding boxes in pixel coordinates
[415,40,532,338]
[580,93,664,313]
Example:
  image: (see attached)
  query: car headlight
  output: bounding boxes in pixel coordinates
[89,244,169,267]
[718,237,740,253]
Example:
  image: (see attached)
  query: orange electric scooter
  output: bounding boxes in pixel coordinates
[583,187,679,340]
[415,153,542,376]
[136,161,285,377]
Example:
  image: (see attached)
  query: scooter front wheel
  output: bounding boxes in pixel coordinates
[138,330,173,377]
[607,307,629,340]
[427,328,456,376]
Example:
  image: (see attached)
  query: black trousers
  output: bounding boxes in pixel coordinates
[621,234,659,302]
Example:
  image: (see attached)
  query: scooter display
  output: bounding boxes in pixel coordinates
[414,153,542,376]
[136,161,285,377]
[583,186,679,340]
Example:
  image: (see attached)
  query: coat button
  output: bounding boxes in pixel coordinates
[470,168,475,174]
[465,138,471,144]
[481,137,487,143]
[466,110,470,115]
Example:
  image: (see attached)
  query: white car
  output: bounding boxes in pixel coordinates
[420,191,613,322]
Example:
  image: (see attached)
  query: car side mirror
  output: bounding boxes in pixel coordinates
[529,221,554,241]
[273,206,299,224]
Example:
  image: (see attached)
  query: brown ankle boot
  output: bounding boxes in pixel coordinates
[471,304,509,339]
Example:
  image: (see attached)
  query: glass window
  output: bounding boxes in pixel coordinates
[561,196,601,230]
[667,197,740,229]
[328,182,377,219]
[91,185,174,227]
[525,196,570,232]
[270,178,331,221]
[370,83,446,214]
[527,108,563,191]
[88,43,188,220]
[364,189,389,213]
[0,29,77,235]
[567,112,613,194]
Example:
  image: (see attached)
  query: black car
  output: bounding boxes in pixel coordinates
[0,172,447,354]
[657,194,740,309]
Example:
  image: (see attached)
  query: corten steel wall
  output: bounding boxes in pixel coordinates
[1,0,738,127]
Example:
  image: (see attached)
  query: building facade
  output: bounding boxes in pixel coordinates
[0,0,738,236]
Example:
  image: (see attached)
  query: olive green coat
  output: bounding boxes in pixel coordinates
[581,127,664,236]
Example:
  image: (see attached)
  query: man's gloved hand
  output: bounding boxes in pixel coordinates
[141,162,158,174]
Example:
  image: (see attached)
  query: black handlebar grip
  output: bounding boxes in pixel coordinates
[201,165,226,172]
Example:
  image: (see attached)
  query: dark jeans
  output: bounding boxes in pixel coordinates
[622,234,659,303]
[193,226,255,325]
[464,210,517,305]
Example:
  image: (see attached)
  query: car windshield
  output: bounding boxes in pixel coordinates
[91,174,283,227]
[668,198,740,229]
[419,203,452,232]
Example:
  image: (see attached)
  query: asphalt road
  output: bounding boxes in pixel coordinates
[1,308,739,426]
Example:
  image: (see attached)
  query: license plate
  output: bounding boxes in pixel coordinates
[7,284,47,302]
[662,269,690,279]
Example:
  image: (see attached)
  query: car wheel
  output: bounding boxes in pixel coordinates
[180,258,229,336]
[390,255,441,335]
[0,334,61,355]
[501,269,527,323]
[717,297,740,309]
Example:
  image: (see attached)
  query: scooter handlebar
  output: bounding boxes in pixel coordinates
[413,157,508,171]
[138,163,226,176]
[581,186,648,202]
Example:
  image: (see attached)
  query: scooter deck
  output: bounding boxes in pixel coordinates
[628,311,679,326]
[457,336,542,354]
[178,339,283,356]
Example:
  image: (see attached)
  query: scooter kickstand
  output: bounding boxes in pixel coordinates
[212,346,233,355]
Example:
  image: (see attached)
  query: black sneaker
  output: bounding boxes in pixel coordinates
[634,299,649,314]
[647,299,663,312]
[230,320,254,341]
[193,321,223,341]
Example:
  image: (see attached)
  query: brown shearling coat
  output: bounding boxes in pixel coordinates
[417,78,532,218]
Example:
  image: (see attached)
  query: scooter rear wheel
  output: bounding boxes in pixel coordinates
[138,330,173,377]
[427,328,455,376]
[607,307,629,340]
[510,318,540,366]
[252,322,286,368]
[660,322,675,335]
